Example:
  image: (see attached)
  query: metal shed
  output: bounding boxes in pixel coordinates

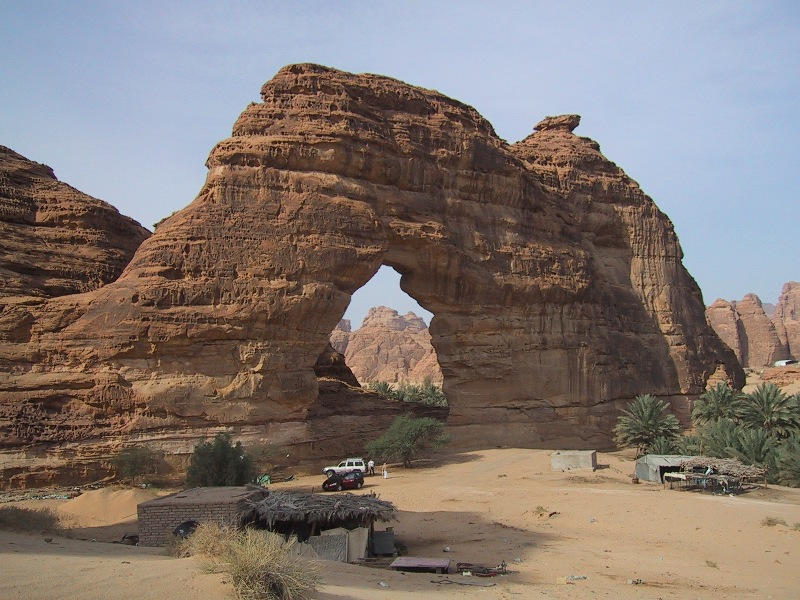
[634,455,693,483]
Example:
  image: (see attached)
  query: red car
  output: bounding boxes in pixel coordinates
[322,470,365,491]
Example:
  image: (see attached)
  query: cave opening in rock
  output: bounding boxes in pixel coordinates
[329,265,445,405]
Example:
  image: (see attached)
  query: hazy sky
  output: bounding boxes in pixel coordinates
[2,1,797,328]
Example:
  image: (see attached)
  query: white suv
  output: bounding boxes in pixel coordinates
[322,457,366,477]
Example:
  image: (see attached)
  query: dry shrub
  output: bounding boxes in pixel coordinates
[178,522,320,600]
[0,505,62,533]
[761,516,787,527]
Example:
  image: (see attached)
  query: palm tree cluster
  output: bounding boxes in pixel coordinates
[614,382,800,486]
[689,382,800,486]
[367,378,448,407]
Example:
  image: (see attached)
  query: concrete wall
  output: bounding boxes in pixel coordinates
[550,450,597,471]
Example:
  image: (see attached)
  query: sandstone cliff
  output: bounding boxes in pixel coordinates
[0,64,742,487]
[333,306,443,385]
[706,287,796,368]
[773,282,800,359]
[0,146,150,300]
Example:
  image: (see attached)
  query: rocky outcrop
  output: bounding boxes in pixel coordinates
[0,146,150,300]
[329,319,351,355]
[706,299,744,364]
[335,307,443,385]
[773,282,800,359]
[706,290,794,368]
[0,64,743,487]
[734,294,790,367]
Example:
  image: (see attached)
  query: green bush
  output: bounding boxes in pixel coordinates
[186,433,255,487]
[365,414,449,467]
[647,436,682,455]
[613,394,680,457]
[111,445,163,483]
[776,436,800,487]
[367,379,448,407]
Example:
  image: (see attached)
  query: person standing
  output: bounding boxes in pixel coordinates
[367,459,375,476]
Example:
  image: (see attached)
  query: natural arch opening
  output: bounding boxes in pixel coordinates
[328,265,445,405]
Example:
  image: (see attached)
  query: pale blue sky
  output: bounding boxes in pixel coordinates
[2,1,798,328]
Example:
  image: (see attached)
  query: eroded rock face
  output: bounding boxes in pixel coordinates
[0,64,742,486]
[335,306,443,385]
[0,146,150,300]
[706,299,744,364]
[329,319,351,355]
[773,282,800,359]
[706,292,791,367]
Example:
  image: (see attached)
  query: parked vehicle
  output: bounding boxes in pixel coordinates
[321,457,366,477]
[322,471,365,492]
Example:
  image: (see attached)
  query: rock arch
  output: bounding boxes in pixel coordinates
[0,64,742,477]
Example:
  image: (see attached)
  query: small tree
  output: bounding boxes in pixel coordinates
[365,414,449,467]
[111,446,162,484]
[692,382,743,425]
[186,433,255,487]
[613,394,681,457]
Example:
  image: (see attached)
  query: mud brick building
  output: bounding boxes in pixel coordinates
[137,486,266,546]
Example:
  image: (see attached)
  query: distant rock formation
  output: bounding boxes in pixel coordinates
[706,287,797,368]
[331,307,443,385]
[0,145,150,299]
[773,282,800,359]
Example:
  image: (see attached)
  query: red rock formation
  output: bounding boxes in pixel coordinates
[0,146,150,299]
[706,299,744,364]
[773,282,800,359]
[735,294,789,367]
[0,64,742,486]
[706,293,790,368]
[337,307,442,385]
[329,319,351,355]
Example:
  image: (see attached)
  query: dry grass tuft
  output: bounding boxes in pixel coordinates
[761,516,787,527]
[0,505,62,533]
[177,522,320,600]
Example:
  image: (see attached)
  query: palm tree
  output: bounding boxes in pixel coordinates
[647,436,681,455]
[696,418,741,458]
[737,383,800,439]
[728,428,777,471]
[613,394,681,457]
[776,436,800,487]
[692,382,743,425]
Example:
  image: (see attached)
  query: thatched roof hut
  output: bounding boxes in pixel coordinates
[680,457,766,480]
[239,490,395,540]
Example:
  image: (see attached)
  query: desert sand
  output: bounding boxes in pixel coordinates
[2,448,799,599]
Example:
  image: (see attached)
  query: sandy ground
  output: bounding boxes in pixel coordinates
[2,449,799,599]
